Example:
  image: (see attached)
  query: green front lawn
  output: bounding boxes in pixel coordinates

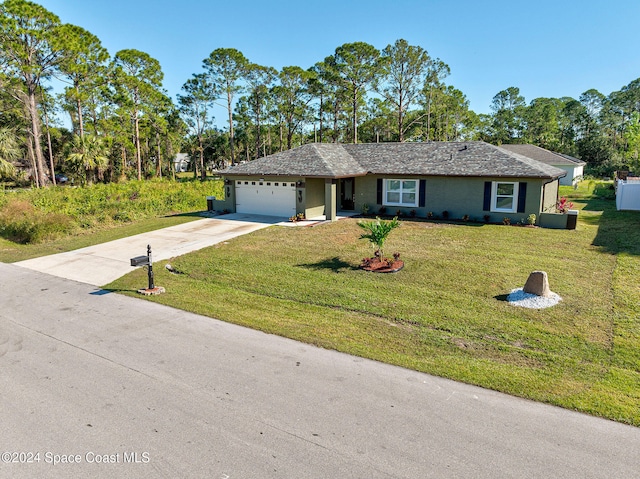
[108,183,640,426]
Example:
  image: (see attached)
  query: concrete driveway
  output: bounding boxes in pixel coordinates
[14,213,282,286]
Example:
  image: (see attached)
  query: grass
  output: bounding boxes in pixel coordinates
[106,181,640,426]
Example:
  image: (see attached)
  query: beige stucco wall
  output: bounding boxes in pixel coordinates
[542,179,559,213]
[210,180,236,212]
[304,178,326,218]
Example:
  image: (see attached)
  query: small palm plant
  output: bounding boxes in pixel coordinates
[66,134,109,185]
[357,216,400,262]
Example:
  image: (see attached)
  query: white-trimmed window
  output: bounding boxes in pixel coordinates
[491,181,519,213]
[384,179,418,207]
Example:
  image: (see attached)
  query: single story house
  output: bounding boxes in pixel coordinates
[212,141,567,225]
[499,144,585,186]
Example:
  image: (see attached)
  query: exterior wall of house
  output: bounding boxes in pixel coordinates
[304,178,326,218]
[557,166,583,186]
[542,179,559,213]
[355,176,548,223]
[209,180,236,213]
[221,174,559,224]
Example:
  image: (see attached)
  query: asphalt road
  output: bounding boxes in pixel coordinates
[1,263,638,478]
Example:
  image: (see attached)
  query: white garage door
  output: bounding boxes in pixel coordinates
[235,180,296,217]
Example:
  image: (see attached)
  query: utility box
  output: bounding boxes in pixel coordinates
[207,196,215,211]
[566,210,578,230]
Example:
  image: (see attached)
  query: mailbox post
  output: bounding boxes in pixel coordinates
[130,244,163,295]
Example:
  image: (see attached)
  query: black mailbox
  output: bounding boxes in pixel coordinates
[130,245,155,290]
[130,255,149,267]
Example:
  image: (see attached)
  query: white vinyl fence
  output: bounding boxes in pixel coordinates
[616,179,640,211]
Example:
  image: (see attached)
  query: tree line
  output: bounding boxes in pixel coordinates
[1,0,638,187]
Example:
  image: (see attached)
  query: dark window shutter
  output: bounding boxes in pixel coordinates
[419,180,426,207]
[517,182,527,213]
[483,182,491,211]
[377,178,383,204]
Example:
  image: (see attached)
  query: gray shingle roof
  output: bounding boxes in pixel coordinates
[223,141,567,179]
[499,144,586,167]
[223,143,366,178]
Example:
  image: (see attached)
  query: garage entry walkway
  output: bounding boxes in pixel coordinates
[14,213,283,286]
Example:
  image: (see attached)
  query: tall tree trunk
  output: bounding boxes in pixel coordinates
[24,129,39,187]
[39,84,56,185]
[426,87,433,141]
[165,136,175,180]
[75,83,84,138]
[398,96,404,142]
[332,101,339,143]
[134,112,142,180]
[254,101,261,159]
[27,85,48,186]
[156,131,162,178]
[227,89,235,163]
[43,106,56,185]
[198,134,205,181]
[352,88,358,144]
[318,94,324,143]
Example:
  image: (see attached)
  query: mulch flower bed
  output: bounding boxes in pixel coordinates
[360,257,404,273]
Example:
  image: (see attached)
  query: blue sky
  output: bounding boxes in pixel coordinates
[36,0,639,126]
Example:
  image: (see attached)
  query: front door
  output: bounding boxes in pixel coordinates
[340,178,355,210]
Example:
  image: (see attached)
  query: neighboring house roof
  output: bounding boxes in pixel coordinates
[499,144,586,167]
[223,142,567,180]
[557,153,586,165]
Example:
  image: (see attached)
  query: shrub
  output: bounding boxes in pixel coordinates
[357,216,400,261]
[0,178,222,244]
[0,199,74,244]
[556,196,574,214]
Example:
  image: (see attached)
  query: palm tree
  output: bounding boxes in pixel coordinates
[66,134,109,184]
[358,216,400,261]
[0,127,21,179]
